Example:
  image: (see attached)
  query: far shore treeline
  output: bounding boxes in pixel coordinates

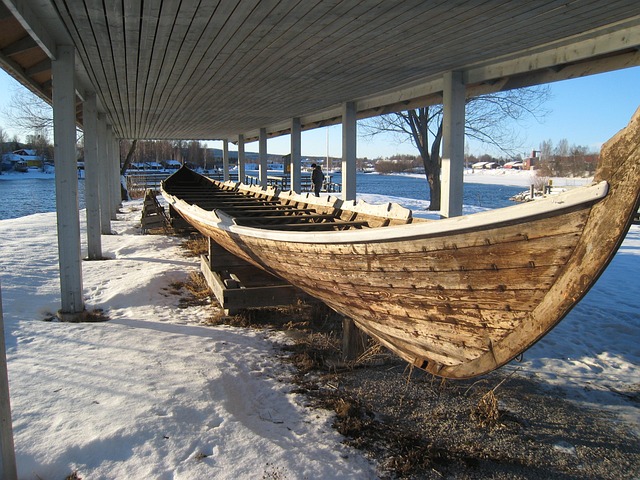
[2,135,598,179]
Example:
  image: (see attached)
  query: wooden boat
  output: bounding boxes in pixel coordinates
[161,108,640,379]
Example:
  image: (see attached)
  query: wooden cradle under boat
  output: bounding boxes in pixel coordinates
[161,108,640,379]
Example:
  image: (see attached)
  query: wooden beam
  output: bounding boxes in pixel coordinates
[1,35,38,56]
[342,318,368,362]
[2,0,58,59]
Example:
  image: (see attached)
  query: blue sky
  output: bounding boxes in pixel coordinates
[1,65,639,159]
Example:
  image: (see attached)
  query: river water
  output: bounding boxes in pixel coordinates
[0,174,522,222]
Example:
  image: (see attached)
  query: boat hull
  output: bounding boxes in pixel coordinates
[163,107,640,378]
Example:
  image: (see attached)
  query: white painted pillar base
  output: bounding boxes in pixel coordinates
[290,118,301,193]
[441,71,466,218]
[342,102,357,201]
[53,45,84,316]
[237,134,246,183]
[83,93,102,259]
[259,128,267,188]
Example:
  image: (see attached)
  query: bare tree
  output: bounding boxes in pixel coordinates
[5,89,53,136]
[120,139,138,175]
[361,86,551,210]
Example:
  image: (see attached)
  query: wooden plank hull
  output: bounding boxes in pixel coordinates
[162,107,640,378]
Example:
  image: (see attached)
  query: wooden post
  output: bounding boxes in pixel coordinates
[441,70,465,218]
[208,237,215,269]
[82,93,103,259]
[237,134,246,183]
[223,139,230,182]
[290,117,301,193]
[53,45,85,317]
[342,318,368,362]
[259,128,267,188]
[0,282,17,480]
[341,102,357,201]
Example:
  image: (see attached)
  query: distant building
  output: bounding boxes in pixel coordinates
[471,161,497,170]
[503,161,524,170]
[1,149,44,171]
[164,159,182,170]
[523,150,540,170]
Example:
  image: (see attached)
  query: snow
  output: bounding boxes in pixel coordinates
[1,209,376,479]
[462,167,593,188]
[0,175,638,479]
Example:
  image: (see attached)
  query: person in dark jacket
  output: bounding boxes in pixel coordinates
[311,163,324,197]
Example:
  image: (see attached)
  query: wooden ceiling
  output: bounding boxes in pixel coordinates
[1,0,639,141]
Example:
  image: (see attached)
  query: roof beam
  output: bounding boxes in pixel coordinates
[1,0,58,59]
[1,35,38,56]
[464,21,640,84]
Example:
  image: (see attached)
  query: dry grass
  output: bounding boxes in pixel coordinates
[470,389,500,427]
[184,271,210,299]
[127,187,147,199]
[182,235,209,257]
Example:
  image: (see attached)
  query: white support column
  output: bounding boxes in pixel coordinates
[441,71,466,218]
[222,139,230,182]
[111,135,121,215]
[237,134,245,183]
[290,118,301,193]
[82,93,102,259]
[53,45,84,317]
[341,102,357,201]
[258,128,267,188]
[97,115,112,234]
[106,127,117,220]
[0,283,17,480]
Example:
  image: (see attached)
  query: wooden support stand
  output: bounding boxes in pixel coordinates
[141,189,169,232]
[168,205,194,232]
[201,239,306,315]
[342,318,368,362]
[201,239,368,361]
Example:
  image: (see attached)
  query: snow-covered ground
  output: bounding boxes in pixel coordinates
[463,167,592,188]
[0,172,638,479]
[1,208,377,479]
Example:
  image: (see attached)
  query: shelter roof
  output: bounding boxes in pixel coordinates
[0,1,639,141]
